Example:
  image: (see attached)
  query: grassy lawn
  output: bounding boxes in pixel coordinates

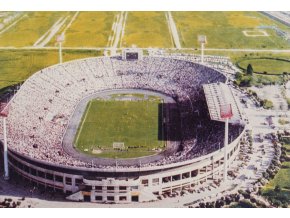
[62,12,117,48]
[237,58,290,74]
[74,98,165,158]
[0,49,102,89]
[262,144,290,206]
[172,11,290,49]
[122,12,172,48]
[0,12,69,47]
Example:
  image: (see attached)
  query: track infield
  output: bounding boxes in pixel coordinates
[74,98,165,159]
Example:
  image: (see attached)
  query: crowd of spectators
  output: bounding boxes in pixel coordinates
[0,56,244,169]
[150,52,239,76]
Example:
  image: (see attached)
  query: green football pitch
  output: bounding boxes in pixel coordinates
[74,98,165,159]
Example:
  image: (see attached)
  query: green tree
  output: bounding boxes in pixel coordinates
[261,99,274,109]
[246,64,254,75]
[274,185,281,193]
[240,75,253,87]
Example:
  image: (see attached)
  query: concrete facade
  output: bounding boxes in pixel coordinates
[1,127,245,204]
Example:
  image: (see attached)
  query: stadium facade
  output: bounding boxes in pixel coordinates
[0,55,245,203]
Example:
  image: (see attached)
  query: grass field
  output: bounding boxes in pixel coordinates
[0,12,69,47]
[61,12,117,47]
[121,12,172,48]
[172,11,290,49]
[238,58,290,74]
[1,12,290,94]
[262,143,290,206]
[74,98,165,158]
[1,11,290,49]
[0,49,102,90]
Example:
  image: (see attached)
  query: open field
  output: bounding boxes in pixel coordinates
[262,143,290,206]
[1,12,290,49]
[172,11,290,49]
[238,58,290,74]
[75,98,165,158]
[61,12,117,48]
[0,12,69,47]
[121,12,172,48]
[1,12,290,91]
[0,48,289,91]
[0,49,102,90]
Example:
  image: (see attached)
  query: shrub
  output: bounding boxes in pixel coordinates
[274,185,281,193]
[261,99,274,109]
[272,199,283,208]
[286,98,290,109]
[239,199,257,208]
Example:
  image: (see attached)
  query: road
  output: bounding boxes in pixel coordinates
[165,11,181,49]
[33,16,68,47]
[109,11,127,54]
[0,13,27,35]
[0,46,290,53]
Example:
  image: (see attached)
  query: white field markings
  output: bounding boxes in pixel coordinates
[242,29,269,37]
[165,11,181,49]
[74,101,92,145]
[0,13,27,35]
[33,16,69,47]
[107,11,127,50]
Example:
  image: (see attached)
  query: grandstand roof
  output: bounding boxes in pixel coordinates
[203,83,243,123]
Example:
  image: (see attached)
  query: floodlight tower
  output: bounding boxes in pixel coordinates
[220,104,233,182]
[0,104,9,180]
[198,35,207,64]
[56,33,65,64]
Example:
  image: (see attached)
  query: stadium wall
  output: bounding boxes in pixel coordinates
[1,126,245,203]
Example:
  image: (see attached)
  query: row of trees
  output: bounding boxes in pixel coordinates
[257,134,290,207]
[235,63,286,87]
[246,89,274,109]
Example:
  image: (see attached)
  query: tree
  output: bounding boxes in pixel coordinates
[261,99,274,109]
[235,72,243,80]
[246,64,254,75]
[274,185,281,193]
[240,75,253,87]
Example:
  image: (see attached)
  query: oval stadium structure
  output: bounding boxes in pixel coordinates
[0,55,245,203]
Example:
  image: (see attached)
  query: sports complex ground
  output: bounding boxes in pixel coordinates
[0,9,290,181]
[1,11,290,207]
[74,95,165,158]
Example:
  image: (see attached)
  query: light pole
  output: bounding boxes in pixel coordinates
[0,104,9,180]
[223,117,229,182]
[220,104,233,182]
[198,35,207,64]
[56,33,65,64]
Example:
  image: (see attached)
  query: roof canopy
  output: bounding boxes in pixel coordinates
[203,83,243,123]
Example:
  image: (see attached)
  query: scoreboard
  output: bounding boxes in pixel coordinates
[122,48,143,61]
[126,52,139,60]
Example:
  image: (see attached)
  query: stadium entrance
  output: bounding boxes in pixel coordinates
[131,196,139,202]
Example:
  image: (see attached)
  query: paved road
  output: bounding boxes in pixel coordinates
[165,11,181,49]
[33,16,68,47]
[1,46,290,53]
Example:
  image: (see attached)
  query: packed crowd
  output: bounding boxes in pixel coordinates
[151,52,239,76]
[0,56,244,169]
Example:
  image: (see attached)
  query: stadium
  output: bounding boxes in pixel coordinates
[0,49,245,204]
